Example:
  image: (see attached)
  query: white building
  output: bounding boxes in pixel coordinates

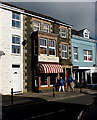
[0,2,24,94]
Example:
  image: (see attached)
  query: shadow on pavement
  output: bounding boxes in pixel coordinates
[2,95,86,120]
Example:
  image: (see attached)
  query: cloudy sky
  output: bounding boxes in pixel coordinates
[10,2,96,39]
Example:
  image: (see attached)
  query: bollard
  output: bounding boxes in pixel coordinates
[53,85,55,97]
[11,88,13,105]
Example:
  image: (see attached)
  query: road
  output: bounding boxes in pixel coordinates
[2,94,97,120]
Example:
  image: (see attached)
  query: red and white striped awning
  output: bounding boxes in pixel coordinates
[39,63,63,73]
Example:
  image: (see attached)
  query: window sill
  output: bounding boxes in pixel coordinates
[84,61,93,62]
[61,57,67,59]
[41,85,48,87]
[11,53,21,56]
[74,60,79,62]
[60,36,66,39]
[40,54,47,56]
[49,55,56,57]
[11,26,21,30]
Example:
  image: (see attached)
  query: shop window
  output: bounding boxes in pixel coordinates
[41,75,48,87]
[92,73,97,84]
[50,74,57,86]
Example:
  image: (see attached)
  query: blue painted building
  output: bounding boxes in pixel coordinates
[71,28,97,86]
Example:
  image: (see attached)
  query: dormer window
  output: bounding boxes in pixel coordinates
[83,29,90,39]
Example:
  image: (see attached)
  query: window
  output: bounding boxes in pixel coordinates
[84,50,92,61]
[61,44,68,59]
[39,38,56,56]
[41,75,48,87]
[74,47,78,61]
[40,38,47,55]
[12,35,21,54]
[49,40,56,56]
[60,28,67,38]
[33,21,40,31]
[12,12,20,28]
[83,29,90,38]
[42,23,49,33]
[85,32,88,38]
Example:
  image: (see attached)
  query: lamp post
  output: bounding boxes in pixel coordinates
[53,84,55,97]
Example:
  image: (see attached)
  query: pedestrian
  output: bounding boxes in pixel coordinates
[67,75,75,92]
[58,77,66,92]
[74,78,79,88]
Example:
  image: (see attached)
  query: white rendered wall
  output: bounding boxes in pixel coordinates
[0,8,23,94]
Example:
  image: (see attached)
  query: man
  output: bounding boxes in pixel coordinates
[58,77,66,92]
[67,75,74,92]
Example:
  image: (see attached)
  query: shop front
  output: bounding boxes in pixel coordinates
[35,63,63,91]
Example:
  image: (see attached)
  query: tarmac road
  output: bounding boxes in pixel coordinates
[2,94,95,120]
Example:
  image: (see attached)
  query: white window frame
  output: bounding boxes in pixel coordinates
[49,40,56,56]
[12,12,21,28]
[84,50,92,62]
[61,44,68,59]
[12,35,21,54]
[42,23,49,33]
[74,47,78,61]
[33,20,40,31]
[60,28,67,38]
[40,38,47,56]
[83,29,90,39]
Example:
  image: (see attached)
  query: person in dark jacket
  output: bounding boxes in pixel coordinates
[67,75,74,92]
[58,77,66,92]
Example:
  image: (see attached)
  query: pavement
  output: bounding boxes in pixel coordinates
[2,88,97,106]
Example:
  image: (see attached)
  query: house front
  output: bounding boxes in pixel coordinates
[71,28,97,87]
[0,2,24,94]
[23,10,72,92]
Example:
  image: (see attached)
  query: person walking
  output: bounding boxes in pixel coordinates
[67,75,75,92]
[58,77,66,92]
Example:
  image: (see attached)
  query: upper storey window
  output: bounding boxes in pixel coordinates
[42,23,49,33]
[74,47,78,61]
[12,35,21,54]
[33,21,40,31]
[83,29,90,39]
[60,44,68,59]
[60,28,67,38]
[12,12,21,28]
[84,50,92,62]
[49,40,56,56]
[39,38,56,56]
[40,38,47,55]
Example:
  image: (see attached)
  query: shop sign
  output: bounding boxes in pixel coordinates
[38,55,59,63]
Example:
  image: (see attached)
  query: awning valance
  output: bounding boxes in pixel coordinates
[39,63,63,73]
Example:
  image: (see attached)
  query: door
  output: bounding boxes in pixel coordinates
[11,67,21,92]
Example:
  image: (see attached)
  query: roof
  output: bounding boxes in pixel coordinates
[0,1,72,28]
[71,28,90,37]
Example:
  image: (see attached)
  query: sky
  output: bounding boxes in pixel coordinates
[10,2,96,39]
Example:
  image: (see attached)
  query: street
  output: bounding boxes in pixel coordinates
[2,93,97,120]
